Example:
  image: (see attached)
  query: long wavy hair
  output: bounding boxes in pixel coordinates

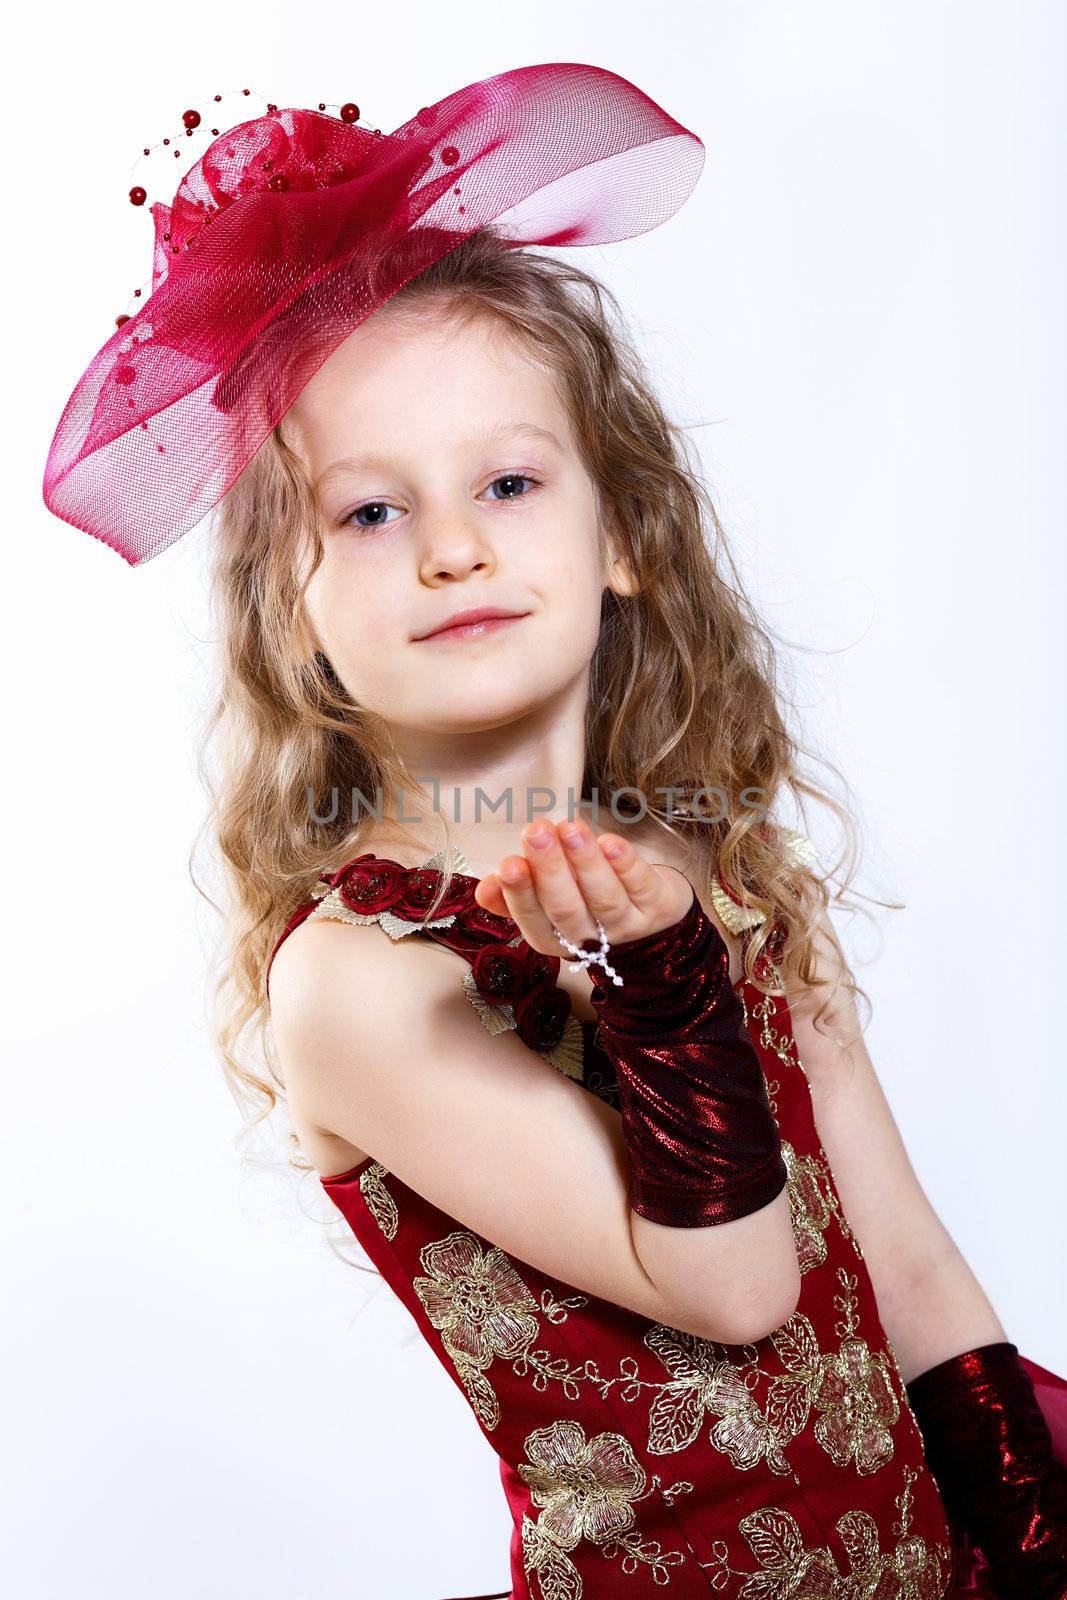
[192,224,896,1261]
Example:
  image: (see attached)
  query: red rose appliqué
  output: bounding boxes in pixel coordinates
[471,944,532,1005]
[335,857,408,915]
[398,866,477,920]
[514,982,572,1052]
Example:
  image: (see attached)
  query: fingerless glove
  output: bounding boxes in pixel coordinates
[582,885,787,1228]
[906,1341,1067,1599]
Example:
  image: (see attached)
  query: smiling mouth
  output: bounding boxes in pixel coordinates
[416,614,529,643]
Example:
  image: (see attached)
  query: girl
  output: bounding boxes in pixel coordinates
[43,67,1067,1600]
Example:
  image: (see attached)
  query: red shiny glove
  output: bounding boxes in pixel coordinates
[582,885,787,1227]
[906,1341,1067,1599]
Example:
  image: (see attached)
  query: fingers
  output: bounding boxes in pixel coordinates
[471,823,696,958]
[555,823,637,925]
[495,822,604,951]
[592,831,691,919]
[477,820,666,954]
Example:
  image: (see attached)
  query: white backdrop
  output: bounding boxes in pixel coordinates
[5,3,1064,1596]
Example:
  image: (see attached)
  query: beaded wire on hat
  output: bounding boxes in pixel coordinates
[116,87,372,329]
[41,63,705,567]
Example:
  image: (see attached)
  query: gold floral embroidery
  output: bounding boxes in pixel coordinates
[782,1140,833,1274]
[358,1161,398,1241]
[882,1333,929,1443]
[541,1287,593,1324]
[700,1463,952,1598]
[636,1266,897,1479]
[365,1172,892,1481]
[807,1149,867,1263]
[815,1269,899,1474]
[743,984,798,1069]
[780,1139,864,1269]
[395,1246,903,1482]
[413,1230,543,1430]
[733,986,786,1122]
[728,869,867,1270]
[410,1228,612,1430]
[746,1015,866,1269]
[518,1420,687,1595]
[641,1324,800,1479]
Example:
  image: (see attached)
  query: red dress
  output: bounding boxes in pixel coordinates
[267,846,1067,1600]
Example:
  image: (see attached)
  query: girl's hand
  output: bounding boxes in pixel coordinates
[473,820,696,960]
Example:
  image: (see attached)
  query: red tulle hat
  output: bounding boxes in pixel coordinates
[42,62,704,567]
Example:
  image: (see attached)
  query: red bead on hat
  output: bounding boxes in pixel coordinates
[43,65,704,566]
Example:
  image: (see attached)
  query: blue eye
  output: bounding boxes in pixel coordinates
[339,472,541,530]
[345,501,401,529]
[484,473,539,502]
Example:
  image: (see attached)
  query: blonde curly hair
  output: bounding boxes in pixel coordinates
[190,224,896,1257]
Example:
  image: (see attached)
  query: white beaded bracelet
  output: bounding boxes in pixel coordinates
[551,919,624,987]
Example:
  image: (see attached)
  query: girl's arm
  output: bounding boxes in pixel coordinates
[787,913,1067,1599]
[271,915,801,1347]
[782,911,1007,1381]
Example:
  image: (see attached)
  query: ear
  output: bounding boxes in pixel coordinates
[600,510,639,597]
[598,499,639,595]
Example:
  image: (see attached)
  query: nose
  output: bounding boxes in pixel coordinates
[417,513,498,585]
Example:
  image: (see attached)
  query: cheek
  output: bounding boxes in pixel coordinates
[304,570,354,665]
[307,547,379,642]
[550,541,606,614]
[303,570,327,642]
[535,555,606,658]
[532,511,599,590]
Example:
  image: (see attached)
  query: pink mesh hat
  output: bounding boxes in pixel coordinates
[42,63,704,567]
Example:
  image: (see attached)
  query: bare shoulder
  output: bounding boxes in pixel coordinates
[269,909,431,1025]
[268,913,453,1176]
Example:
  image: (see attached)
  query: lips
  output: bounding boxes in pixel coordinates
[415,608,529,641]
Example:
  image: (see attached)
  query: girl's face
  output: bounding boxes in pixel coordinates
[285,306,634,738]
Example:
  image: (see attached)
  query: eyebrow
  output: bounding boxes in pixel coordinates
[313,420,566,493]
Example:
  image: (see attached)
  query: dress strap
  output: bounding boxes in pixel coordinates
[266,898,322,995]
[711,828,819,991]
[268,831,818,1038]
[712,827,817,929]
[269,832,818,991]
[265,843,588,1084]
[265,842,471,1000]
